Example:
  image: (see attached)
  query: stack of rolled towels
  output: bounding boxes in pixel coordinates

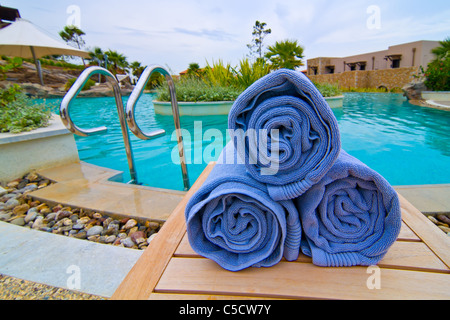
[185,69,402,271]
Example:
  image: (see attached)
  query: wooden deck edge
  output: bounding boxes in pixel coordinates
[398,193,450,269]
[111,162,216,300]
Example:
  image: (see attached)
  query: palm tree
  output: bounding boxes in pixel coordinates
[59,25,86,66]
[431,37,450,61]
[265,40,305,70]
[105,50,129,75]
[88,47,106,66]
[130,61,145,84]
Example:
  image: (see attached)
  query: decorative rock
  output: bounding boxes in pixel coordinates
[130,231,146,245]
[93,212,102,219]
[87,235,100,242]
[123,219,137,230]
[0,212,12,221]
[72,223,85,230]
[74,231,87,239]
[77,217,90,224]
[0,186,7,197]
[13,204,30,216]
[40,207,52,215]
[32,216,44,229]
[146,221,160,230]
[25,208,38,223]
[104,235,116,244]
[45,212,56,221]
[17,184,38,194]
[437,215,450,225]
[25,172,39,182]
[11,217,25,226]
[7,180,20,188]
[121,237,135,248]
[56,210,71,221]
[86,226,103,237]
[428,215,439,224]
[438,225,450,233]
[5,198,20,210]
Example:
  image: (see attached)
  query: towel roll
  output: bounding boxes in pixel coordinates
[295,150,402,267]
[228,69,341,201]
[185,143,302,272]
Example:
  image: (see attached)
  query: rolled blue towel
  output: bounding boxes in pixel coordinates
[185,143,302,272]
[228,69,341,201]
[295,150,402,267]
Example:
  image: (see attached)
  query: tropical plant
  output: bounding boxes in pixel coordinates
[423,37,450,91]
[0,56,23,79]
[88,47,106,67]
[156,76,241,102]
[202,59,235,87]
[233,58,271,88]
[105,50,129,75]
[312,82,342,97]
[59,25,87,66]
[129,61,145,84]
[265,39,305,70]
[187,63,203,78]
[247,21,272,60]
[0,84,52,133]
[424,58,450,91]
[431,37,450,61]
[64,78,96,91]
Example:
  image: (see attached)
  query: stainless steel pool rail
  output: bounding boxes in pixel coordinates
[60,66,139,184]
[126,65,190,191]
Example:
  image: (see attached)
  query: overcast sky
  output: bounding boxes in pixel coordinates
[4,0,450,74]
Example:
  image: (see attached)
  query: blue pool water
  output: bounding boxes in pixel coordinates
[43,93,450,191]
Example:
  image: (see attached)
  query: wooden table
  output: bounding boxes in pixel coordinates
[112,163,450,300]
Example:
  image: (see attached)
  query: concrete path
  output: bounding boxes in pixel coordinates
[0,222,143,298]
[395,184,450,214]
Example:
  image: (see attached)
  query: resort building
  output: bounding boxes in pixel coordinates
[306,40,440,90]
[307,40,439,76]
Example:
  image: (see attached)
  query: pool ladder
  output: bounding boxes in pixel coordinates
[60,66,190,191]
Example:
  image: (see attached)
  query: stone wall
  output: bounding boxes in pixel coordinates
[308,66,420,90]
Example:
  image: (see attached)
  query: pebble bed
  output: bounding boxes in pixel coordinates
[0,274,105,300]
[0,172,164,251]
[426,214,450,236]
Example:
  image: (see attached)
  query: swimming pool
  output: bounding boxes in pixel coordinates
[43,92,450,190]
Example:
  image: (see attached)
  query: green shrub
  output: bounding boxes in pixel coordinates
[156,76,242,102]
[313,82,342,97]
[0,56,23,79]
[65,78,96,91]
[0,84,52,134]
[424,58,450,91]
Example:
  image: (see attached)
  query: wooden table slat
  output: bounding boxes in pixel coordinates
[155,257,450,300]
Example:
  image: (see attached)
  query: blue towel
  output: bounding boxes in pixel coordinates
[295,150,402,267]
[228,69,341,201]
[185,143,302,272]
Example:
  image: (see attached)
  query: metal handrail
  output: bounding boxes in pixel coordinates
[60,66,138,184]
[126,65,190,191]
